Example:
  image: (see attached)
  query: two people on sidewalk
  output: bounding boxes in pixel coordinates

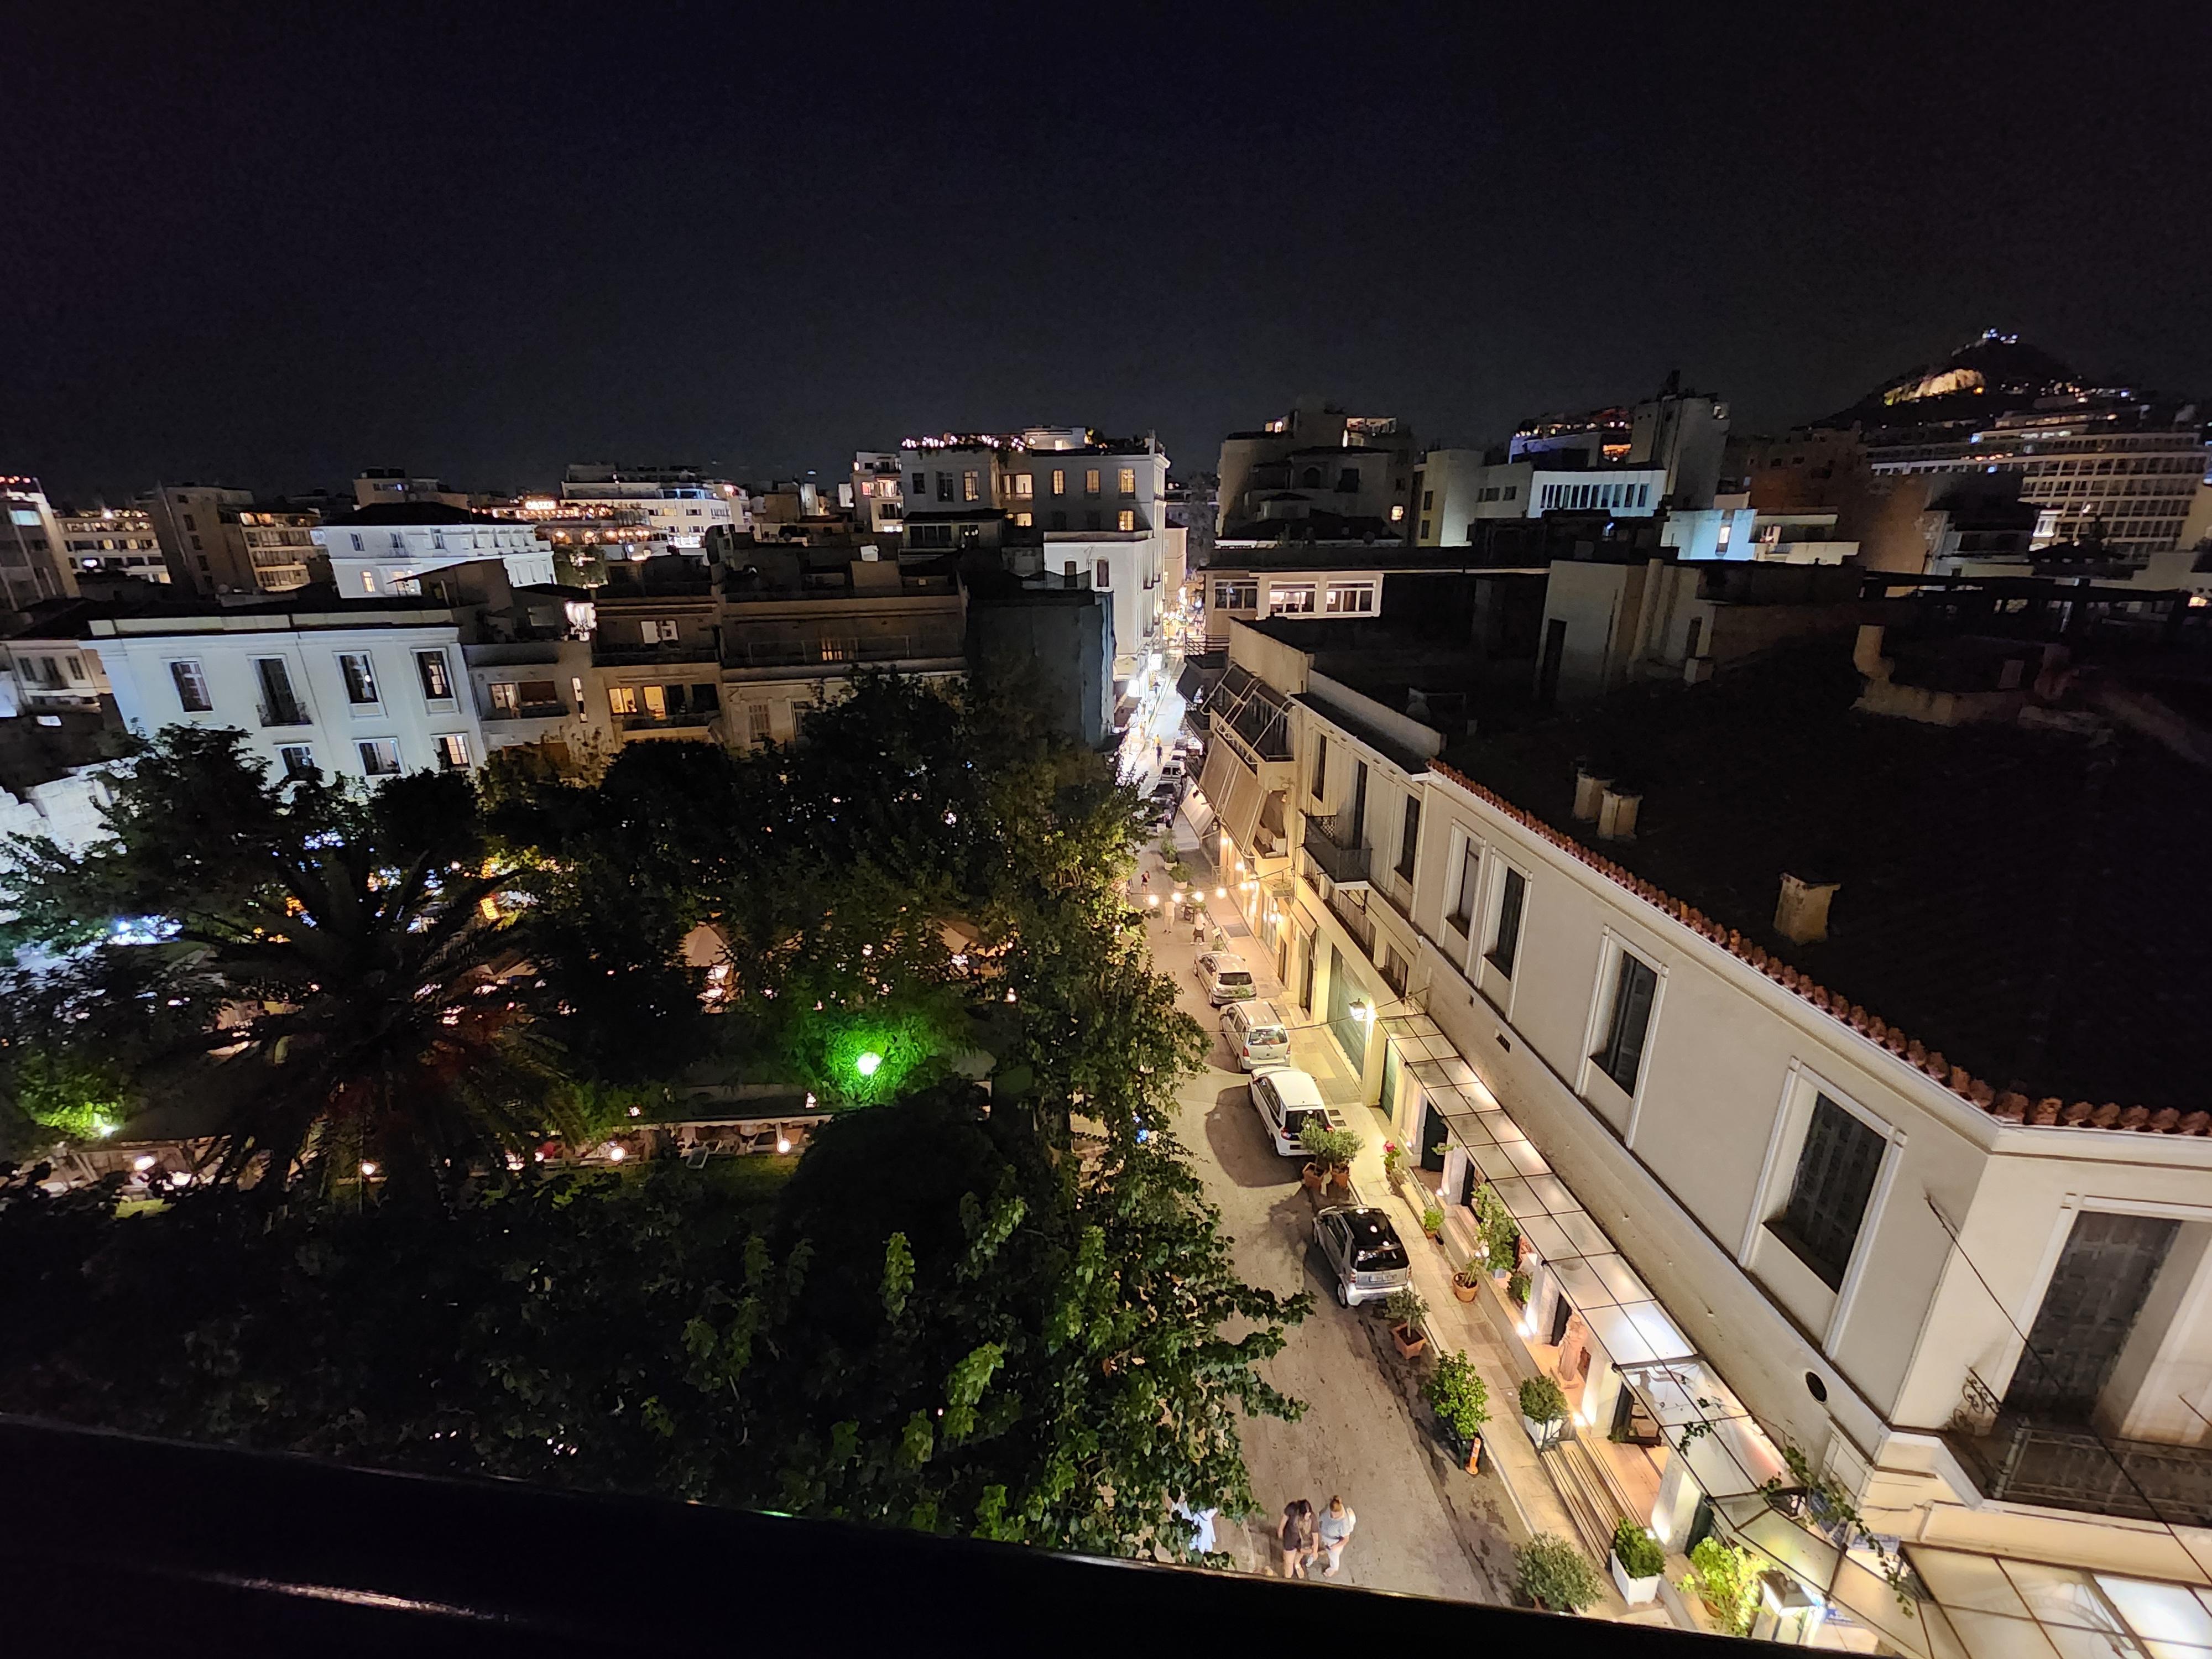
[1277,1495,1357,1579]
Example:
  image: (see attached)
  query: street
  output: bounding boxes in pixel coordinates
[1133,789,1517,1604]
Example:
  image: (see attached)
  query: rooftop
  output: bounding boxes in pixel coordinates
[1442,639,2212,1126]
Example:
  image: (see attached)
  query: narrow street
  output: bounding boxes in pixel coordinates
[1127,747,1517,1604]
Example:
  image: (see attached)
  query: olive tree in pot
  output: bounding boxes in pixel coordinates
[1609,1517,1666,1605]
[1519,1374,1571,1449]
[1297,1116,1362,1196]
[1516,1533,1604,1613]
[1384,1286,1429,1359]
[1422,1349,1490,1473]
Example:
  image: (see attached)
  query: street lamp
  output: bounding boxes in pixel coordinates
[1349,1001,1373,1024]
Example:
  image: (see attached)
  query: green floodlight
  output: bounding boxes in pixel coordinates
[854,1050,884,1078]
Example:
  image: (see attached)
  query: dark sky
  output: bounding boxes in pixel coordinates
[7,3,2209,502]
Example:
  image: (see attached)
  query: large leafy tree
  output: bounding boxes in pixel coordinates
[0,729,579,1188]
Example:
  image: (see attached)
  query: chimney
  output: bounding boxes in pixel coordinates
[1598,787,1641,840]
[1572,766,1613,821]
[1775,873,1839,945]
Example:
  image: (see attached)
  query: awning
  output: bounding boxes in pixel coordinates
[1200,740,1270,859]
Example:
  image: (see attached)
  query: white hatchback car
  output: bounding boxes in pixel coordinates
[1249,1065,1347,1158]
[1221,999,1291,1070]
[1195,951,1256,1006]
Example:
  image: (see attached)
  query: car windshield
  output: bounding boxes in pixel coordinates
[1354,1241,1410,1272]
[1249,1026,1287,1045]
[1217,970,1252,988]
[1284,1106,1322,1138]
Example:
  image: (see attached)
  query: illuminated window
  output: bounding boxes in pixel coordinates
[357,739,401,776]
[1117,509,1135,531]
[1084,468,1101,497]
[1324,582,1374,614]
[1050,469,1066,497]
[1013,473,1034,498]
[415,650,453,701]
[1270,583,1316,614]
[1389,504,1405,522]
[607,686,638,715]
[1013,512,1033,528]
[433,733,471,771]
[1118,466,1135,495]
[962,470,979,503]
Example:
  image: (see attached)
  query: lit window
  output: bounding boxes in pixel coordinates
[337,653,378,705]
[1050,469,1066,497]
[1269,584,1316,614]
[1118,466,1135,495]
[963,470,979,503]
[357,739,401,776]
[1084,468,1101,497]
[1013,473,1034,499]
[1013,512,1032,528]
[415,650,453,701]
[607,686,638,716]
[1324,583,1374,614]
[1117,509,1135,532]
[433,733,471,771]
[1389,504,1405,521]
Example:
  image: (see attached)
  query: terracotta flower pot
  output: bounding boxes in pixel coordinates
[1327,1165,1352,1194]
[1452,1278,1479,1303]
[1391,1323,1427,1359]
[1301,1162,1326,1193]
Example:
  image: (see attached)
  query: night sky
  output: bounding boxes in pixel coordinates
[8,4,2210,503]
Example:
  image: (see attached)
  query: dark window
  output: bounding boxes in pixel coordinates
[1335,469,1359,494]
[170,659,212,711]
[1310,736,1327,802]
[1449,844,1480,931]
[1049,511,1067,531]
[1594,951,1658,1093]
[1773,1095,1886,1289]
[935,472,952,502]
[1298,467,1321,488]
[1487,866,1525,975]
[1396,795,1420,879]
[338,653,378,705]
[910,470,925,494]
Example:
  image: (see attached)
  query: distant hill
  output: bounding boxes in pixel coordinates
[1825,330,2090,431]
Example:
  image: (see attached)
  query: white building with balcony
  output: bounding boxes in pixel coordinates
[312,508,558,597]
[1220,610,2212,1657]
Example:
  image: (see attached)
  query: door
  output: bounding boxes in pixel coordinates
[1298,933,1316,1011]
[2005,1211,2178,1418]
[1325,945,1364,1069]
[1418,1098,1448,1172]
[1536,618,1567,707]
[1381,1042,1401,1131]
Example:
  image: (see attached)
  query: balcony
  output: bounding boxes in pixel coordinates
[1300,811,1369,886]
[485,702,569,722]
[723,631,966,671]
[615,709,715,734]
[1326,885,1376,956]
[1947,1395,2212,1527]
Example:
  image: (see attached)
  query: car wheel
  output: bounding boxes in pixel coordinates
[1335,1281,1350,1307]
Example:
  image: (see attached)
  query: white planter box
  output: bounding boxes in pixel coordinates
[1610,1551,1661,1605]
[1522,1413,1562,1449]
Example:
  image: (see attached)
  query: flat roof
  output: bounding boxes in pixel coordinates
[1442,639,2212,1128]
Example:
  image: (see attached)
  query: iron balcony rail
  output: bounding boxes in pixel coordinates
[1300,814,1370,886]
[1947,1407,2212,1527]
[484,701,569,721]
[615,708,716,732]
[1326,886,1376,956]
[722,632,965,670]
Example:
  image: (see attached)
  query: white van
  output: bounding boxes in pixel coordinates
[1222,999,1291,1070]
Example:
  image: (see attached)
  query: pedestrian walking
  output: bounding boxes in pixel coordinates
[1316,1495,1357,1578]
[1277,1498,1317,1579]
[1154,740,1163,767]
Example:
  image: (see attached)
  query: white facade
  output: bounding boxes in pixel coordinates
[559,469,742,549]
[851,450,906,533]
[1227,615,2212,1656]
[312,519,558,596]
[1416,450,1666,546]
[89,608,490,783]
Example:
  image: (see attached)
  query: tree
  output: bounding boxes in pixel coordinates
[0,731,581,1189]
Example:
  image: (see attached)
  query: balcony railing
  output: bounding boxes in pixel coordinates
[1300,813,1370,886]
[1327,886,1375,956]
[723,632,965,670]
[485,702,569,722]
[257,698,309,728]
[1948,1371,2212,1525]
[615,708,716,732]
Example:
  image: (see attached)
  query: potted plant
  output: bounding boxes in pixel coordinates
[1609,1517,1666,1605]
[1516,1533,1604,1613]
[1507,1269,1532,1307]
[1381,1139,1406,1190]
[1472,1183,1520,1278]
[1298,1117,1362,1195]
[1421,1202,1444,1241]
[1421,1349,1490,1472]
[1681,1536,1760,1636]
[1519,1374,1570,1448]
[1451,1261,1483,1303]
[1384,1287,1429,1358]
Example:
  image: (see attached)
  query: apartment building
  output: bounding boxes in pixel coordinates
[311,505,559,597]
[591,546,966,752]
[851,451,906,534]
[1201,544,1538,652]
[1217,609,2212,1657]
[68,560,596,782]
[1214,402,1417,540]
[142,484,320,594]
[51,505,167,583]
[353,469,472,511]
[1,477,82,603]
[560,465,744,550]
[1414,450,1669,546]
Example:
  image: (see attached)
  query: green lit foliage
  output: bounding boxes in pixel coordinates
[1612,1516,1666,1579]
[1422,1350,1490,1443]
[1683,1536,1761,1635]
[1519,1374,1570,1423]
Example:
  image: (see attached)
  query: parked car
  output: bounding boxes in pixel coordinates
[1222,999,1292,1070]
[1157,758,1186,784]
[1249,1064,1345,1155]
[1314,1205,1414,1307]
[1195,951,1257,1005]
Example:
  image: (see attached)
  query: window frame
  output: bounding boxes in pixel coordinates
[169,658,213,713]
[1590,943,1661,1099]
[1395,794,1420,881]
[1446,832,1482,937]
[356,737,402,778]
[336,651,379,707]
[415,649,455,703]
[1771,1093,1888,1293]
[1485,862,1528,980]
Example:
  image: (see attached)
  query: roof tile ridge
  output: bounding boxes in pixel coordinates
[1426,759,2201,1138]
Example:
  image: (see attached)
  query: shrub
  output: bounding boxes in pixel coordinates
[1420,1203,1444,1237]
[1516,1533,1603,1612]
[1470,1182,1519,1268]
[1611,1518,1666,1579]
[1421,1350,1490,1441]
[1683,1536,1761,1636]
[1296,1117,1362,1171]
[1507,1269,1532,1306]
[1519,1374,1569,1423]
[1383,1286,1428,1328]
